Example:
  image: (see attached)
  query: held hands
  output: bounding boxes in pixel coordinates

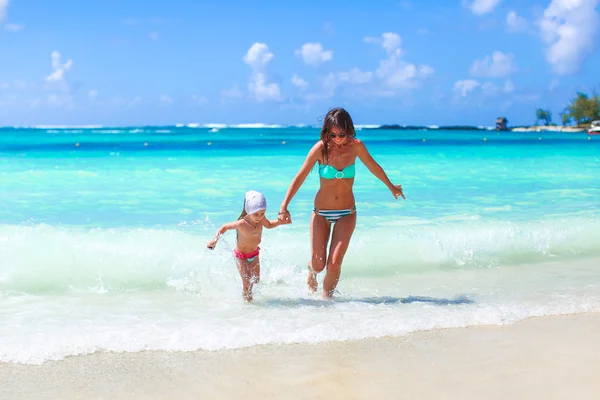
[390,184,405,200]
[278,209,292,224]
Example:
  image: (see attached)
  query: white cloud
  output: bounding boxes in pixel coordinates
[14,79,31,90]
[515,93,541,103]
[378,60,420,89]
[291,74,309,89]
[479,79,515,97]
[338,68,374,84]
[464,0,502,15]
[295,42,333,66]
[46,93,75,110]
[481,81,498,96]
[304,68,374,101]
[148,32,159,40]
[469,51,517,77]
[243,42,274,70]
[159,94,173,106]
[0,0,9,23]
[0,80,36,91]
[455,78,514,99]
[28,98,41,108]
[248,72,281,102]
[417,28,430,35]
[419,65,435,77]
[305,31,431,101]
[382,32,402,55]
[506,11,528,32]
[454,79,480,97]
[549,79,560,91]
[190,94,208,104]
[5,23,24,32]
[107,96,142,107]
[88,90,98,99]
[503,79,515,93]
[0,93,17,107]
[242,43,281,102]
[371,33,433,89]
[46,51,74,82]
[123,17,165,25]
[364,32,402,56]
[222,86,244,100]
[538,0,600,75]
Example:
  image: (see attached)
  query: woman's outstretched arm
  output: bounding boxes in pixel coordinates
[356,140,405,200]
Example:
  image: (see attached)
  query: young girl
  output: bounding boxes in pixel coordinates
[207,190,288,302]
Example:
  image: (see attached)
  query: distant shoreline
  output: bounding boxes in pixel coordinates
[0,124,589,132]
[367,124,587,132]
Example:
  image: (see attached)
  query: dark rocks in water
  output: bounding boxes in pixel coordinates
[438,125,486,131]
[369,125,486,131]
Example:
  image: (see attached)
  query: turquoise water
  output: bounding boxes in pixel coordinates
[1,126,599,364]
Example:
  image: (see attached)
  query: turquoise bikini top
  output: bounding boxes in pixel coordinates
[319,163,356,179]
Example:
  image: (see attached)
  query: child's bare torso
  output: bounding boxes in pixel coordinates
[236,219,263,253]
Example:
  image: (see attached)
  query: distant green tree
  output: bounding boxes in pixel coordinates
[566,92,600,125]
[560,111,572,126]
[589,93,600,122]
[535,108,552,126]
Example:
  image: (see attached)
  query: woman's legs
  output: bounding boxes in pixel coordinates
[322,213,356,298]
[308,212,331,292]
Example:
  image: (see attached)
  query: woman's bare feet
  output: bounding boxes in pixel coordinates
[307,264,318,292]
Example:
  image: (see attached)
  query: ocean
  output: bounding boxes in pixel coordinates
[1,125,599,364]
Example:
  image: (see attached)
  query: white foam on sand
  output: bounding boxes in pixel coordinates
[1,313,599,399]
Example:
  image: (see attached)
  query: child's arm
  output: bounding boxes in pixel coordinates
[207,220,243,249]
[262,217,289,229]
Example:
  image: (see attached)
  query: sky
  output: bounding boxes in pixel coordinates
[1,0,599,126]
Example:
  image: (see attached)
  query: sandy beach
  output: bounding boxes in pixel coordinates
[2,312,599,399]
[510,126,586,132]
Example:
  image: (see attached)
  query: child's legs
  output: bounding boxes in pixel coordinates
[236,256,260,302]
[250,256,260,284]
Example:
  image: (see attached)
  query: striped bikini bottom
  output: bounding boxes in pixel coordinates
[313,205,356,223]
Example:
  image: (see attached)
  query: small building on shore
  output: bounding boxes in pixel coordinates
[495,117,508,130]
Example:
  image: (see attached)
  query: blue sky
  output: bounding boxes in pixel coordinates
[1,0,599,126]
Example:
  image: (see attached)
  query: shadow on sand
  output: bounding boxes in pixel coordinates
[262,295,474,308]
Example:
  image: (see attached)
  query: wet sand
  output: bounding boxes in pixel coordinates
[2,312,599,400]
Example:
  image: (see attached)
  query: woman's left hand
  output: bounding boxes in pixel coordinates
[390,184,405,200]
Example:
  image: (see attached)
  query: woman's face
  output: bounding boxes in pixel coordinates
[328,125,348,145]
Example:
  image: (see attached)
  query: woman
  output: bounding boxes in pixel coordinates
[278,108,405,298]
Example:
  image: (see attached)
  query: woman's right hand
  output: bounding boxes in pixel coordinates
[278,209,292,224]
[207,238,218,250]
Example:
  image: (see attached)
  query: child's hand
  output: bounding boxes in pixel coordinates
[278,210,292,224]
[390,184,405,200]
[207,239,218,250]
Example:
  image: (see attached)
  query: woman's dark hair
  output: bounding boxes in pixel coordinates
[319,107,356,164]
